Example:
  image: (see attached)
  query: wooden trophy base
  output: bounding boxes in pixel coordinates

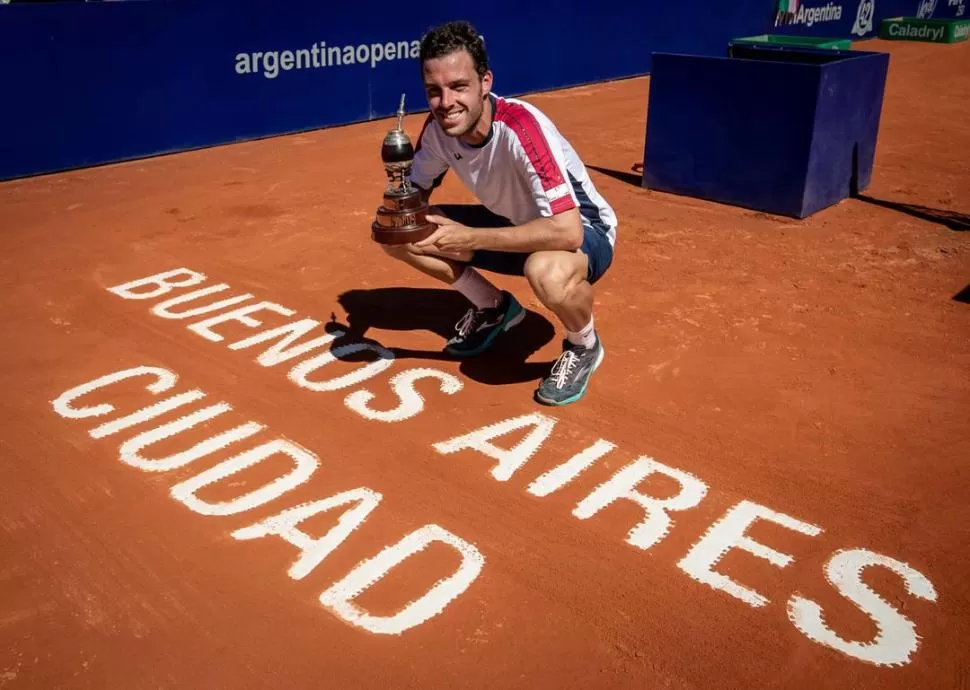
[371,187,437,245]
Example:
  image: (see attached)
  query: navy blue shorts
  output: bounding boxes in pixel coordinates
[433,204,614,285]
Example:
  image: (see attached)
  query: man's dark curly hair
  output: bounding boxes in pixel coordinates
[419,20,489,77]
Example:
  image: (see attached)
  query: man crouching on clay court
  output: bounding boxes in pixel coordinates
[381,20,619,406]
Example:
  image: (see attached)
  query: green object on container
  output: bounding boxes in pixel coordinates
[730,34,853,51]
[879,17,970,43]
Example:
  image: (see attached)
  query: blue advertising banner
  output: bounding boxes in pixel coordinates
[0,0,781,180]
[0,0,914,181]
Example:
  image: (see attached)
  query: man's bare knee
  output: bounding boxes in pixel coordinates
[524,251,586,306]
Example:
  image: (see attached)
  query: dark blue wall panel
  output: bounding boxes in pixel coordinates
[0,0,927,180]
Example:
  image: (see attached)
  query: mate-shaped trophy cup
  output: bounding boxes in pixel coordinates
[371,94,438,245]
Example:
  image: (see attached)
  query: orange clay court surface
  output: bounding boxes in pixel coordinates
[1,39,968,689]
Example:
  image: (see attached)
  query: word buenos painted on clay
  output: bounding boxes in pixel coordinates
[104,267,464,423]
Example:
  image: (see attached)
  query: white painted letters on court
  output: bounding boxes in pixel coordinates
[526,439,616,497]
[51,365,177,420]
[288,342,396,392]
[124,411,265,474]
[151,284,254,320]
[88,389,208,439]
[229,319,342,367]
[187,300,296,342]
[573,456,708,550]
[106,268,206,300]
[320,524,485,636]
[344,367,463,423]
[117,400,236,470]
[787,549,938,667]
[104,268,459,424]
[232,488,383,580]
[171,438,319,516]
[93,270,945,659]
[678,500,822,607]
[51,363,485,637]
[433,413,557,481]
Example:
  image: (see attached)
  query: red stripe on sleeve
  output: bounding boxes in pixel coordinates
[495,100,576,211]
[550,197,575,214]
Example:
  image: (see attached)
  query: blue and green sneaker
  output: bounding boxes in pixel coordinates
[444,290,525,357]
[535,336,605,406]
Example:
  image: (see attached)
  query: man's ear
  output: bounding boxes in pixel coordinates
[481,70,493,98]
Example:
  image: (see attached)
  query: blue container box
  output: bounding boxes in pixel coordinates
[641,46,890,218]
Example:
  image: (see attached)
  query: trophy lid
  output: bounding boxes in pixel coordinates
[381,93,414,164]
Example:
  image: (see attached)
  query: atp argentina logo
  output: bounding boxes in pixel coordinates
[774,0,843,27]
[852,0,875,35]
[916,0,938,17]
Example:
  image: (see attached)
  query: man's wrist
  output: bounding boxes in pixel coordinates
[467,227,489,251]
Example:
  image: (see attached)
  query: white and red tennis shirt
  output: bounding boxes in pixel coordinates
[407,93,618,247]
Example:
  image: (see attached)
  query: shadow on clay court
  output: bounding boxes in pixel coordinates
[586,163,643,188]
[586,165,970,235]
[853,194,970,232]
[954,284,970,304]
[324,287,557,385]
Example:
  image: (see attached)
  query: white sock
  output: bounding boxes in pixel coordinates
[452,268,502,309]
[566,316,597,349]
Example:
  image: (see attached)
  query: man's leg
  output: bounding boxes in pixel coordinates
[380,205,525,356]
[379,202,502,290]
[524,227,613,406]
[379,241,503,311]
[379,242,470,284]
[523,250,594,335]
